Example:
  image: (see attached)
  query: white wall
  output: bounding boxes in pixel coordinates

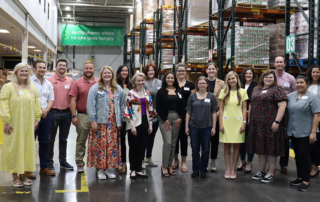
[19,0,57,46]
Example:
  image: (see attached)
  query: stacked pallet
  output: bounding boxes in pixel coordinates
[266,23,285,68]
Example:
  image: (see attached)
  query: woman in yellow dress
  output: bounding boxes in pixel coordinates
[219,71,248,180]
[0,63,42,187]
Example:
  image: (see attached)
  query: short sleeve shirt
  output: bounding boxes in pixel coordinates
[47,74,74,110]
[287,91,320,138]
[186,92,218,128]
[276,71,296,94]
[69,77,99,113]
[144,79,162,109]
[30,75,54,110]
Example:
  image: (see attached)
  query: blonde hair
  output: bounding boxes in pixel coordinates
[222,71,241,106]
[84,61,94,68]
[98,66,118,92]
[132,72,147,87]
[12,63,34,97]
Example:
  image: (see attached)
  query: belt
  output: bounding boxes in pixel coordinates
[77,111,87,115]
[51,108,70,112]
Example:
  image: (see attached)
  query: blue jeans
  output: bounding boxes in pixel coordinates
[35,113,51,169]
[189,125,212,172]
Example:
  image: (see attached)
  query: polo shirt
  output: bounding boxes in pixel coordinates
[47,73,74,110]
[276,71,296,95]
[30,75,54,110]
[69,76,99,113]
[287,91,320,138]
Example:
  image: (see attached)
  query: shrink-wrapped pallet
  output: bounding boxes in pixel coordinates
[266,24,285,68]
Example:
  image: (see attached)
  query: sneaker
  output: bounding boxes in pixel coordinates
[60,162,74,170]
[142,162,146,170]
[261,173,274,183]
[146,158,158,167]
[40,168,56,176]
[252,171,266,180]
[200,171,206,178]
[48,164,55,171]
[77,165,84,173]
[191,172,199,178]
[298,183,310,192]
[290,179,302,186]
[207,161,217,172]
[105,169,116,179]
[97,170,106,180]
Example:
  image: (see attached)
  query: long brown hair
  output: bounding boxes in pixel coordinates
[241,67,255,88]
[98,66,118,92]
[257,70,278,89]
[306,65,320,85]
[116,65,133,89]
[222,71,242,106]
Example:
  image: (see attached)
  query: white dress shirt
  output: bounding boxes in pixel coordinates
[31,74,54,109]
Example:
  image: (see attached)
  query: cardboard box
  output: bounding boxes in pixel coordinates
[6,71,13,81]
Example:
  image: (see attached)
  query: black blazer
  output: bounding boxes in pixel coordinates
[156,88,185,122]
[242,81,258,109]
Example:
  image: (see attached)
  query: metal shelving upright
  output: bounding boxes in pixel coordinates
[130,27,140,75]
[139,18,154,69]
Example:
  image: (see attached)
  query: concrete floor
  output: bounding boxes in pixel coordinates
[0,126,320,202]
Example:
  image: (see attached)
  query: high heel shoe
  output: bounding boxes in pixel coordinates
[244,165,252,174]
[310,170,319,178]
[119,164,127,174]
[161,167,170,177]
[236,162,246,171]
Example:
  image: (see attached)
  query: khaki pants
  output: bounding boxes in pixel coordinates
[75,113,90,166]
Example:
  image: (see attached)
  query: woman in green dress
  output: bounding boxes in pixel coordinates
[219,71,248,180]
[0,63,42,187]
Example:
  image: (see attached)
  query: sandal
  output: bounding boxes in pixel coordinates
[181,162,188,173]
[13,178,23,187]
[172,159,179,169]
[22,177,32,186]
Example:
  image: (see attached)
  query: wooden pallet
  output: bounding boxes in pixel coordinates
[272,5,307,11]
[235,64,269,69]
[235,3,268,9]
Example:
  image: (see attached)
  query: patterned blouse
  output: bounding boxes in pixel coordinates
[124,88,154,130]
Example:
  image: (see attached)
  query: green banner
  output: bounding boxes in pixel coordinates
[62,25,123,46]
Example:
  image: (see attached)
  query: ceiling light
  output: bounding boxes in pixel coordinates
[34,50,41,52]
[28,46,36,49]
[0,29,10,33]
[66,6,70,10]
[67,14,71,18]
[128,8,133,12]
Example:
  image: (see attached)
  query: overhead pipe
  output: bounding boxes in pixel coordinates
[59,3,133,8]
[57,1,65,22]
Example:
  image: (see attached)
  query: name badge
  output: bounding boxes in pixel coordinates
[184,87,190,91]
[261,90,267,94]
[301,96,308,100]
[205,98,210,103]
[284,82,290,87]
[235,95,238,100]
[19,91,23,95]
[237,117,243,120]
[178,93,182,99]
[157,87,161,90]
[223,117,229,120]
[65,85,70,89]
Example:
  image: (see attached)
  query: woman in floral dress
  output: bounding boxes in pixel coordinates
[247,70,287,183]
[86,66,125,180]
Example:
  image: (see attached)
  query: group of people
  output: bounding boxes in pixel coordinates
[0,56,319,192]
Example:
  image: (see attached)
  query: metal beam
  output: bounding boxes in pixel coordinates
[105,0,108,6]
[59,3,133,8]
[57,1,65,22]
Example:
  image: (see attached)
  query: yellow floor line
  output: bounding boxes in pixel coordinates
[55,171,89,193]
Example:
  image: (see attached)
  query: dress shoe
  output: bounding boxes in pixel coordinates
[280,167,287,173]
[40,168,56,176]
[25,172,36,179]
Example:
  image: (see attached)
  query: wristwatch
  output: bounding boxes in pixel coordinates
[274,120,280,124]
[71,115,76,118]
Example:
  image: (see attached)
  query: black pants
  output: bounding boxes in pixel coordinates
[280,137,289,167]
[128,115,148,172]
[310,133,320,166]
[240,126,254,162]
[291,136,313,182]
[48,109,72,164]
[209,122,220,159]
[120,122,128,163]
[144,120,159,158]
[175,119,188,156]
[35,113,51,169]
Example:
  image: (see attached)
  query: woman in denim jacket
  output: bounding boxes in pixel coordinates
[86,66,125,180]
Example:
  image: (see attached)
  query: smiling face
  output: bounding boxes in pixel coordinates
[166,73,175,87]
[197,79,208,91]
[227,74,237,87]
[263,73,275,87]
[296,78,308,93]
[147,66,155,79]
[56,61,67,75]
[120,66,129,80]
[83,63,94,79]
[206,65,217,77]
[135,75,146,88]
[34,62,46,78]
[311,67,320,82]
[17,66,29,82]
[102,68,113,83]
[245,70,253,82]
[176,66,186,80]
[274,57,285,72]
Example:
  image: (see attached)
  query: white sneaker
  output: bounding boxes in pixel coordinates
[105,169,116,179]
[142,162,146,170]
[97,169,106,180]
